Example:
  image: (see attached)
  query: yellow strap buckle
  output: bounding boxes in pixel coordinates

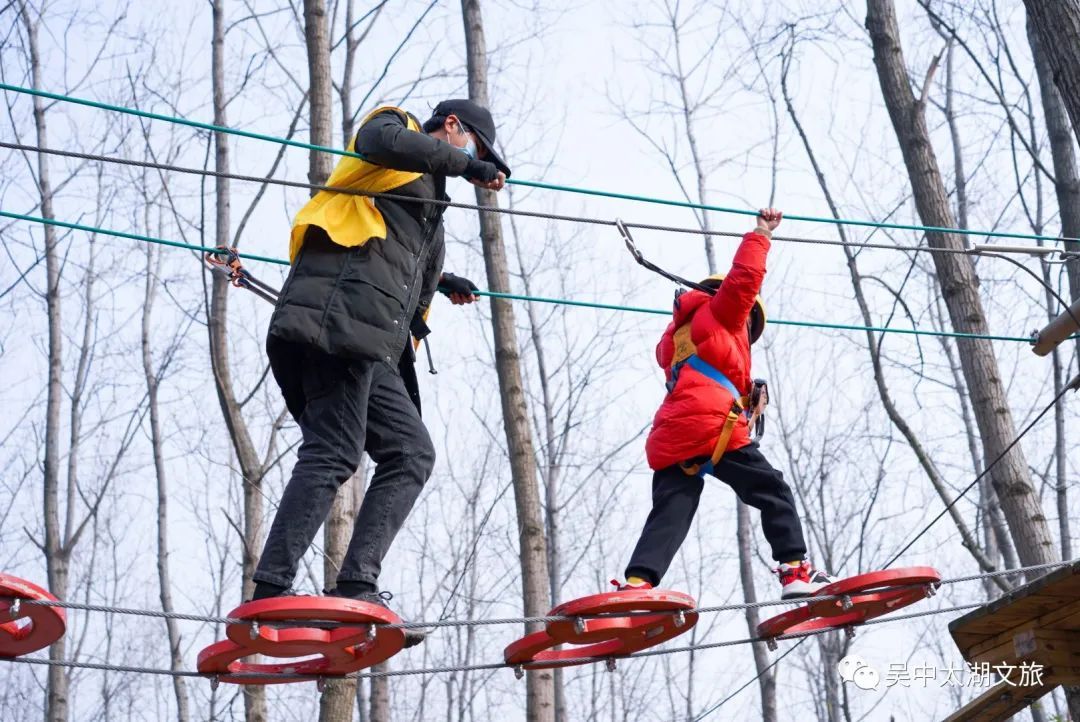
[681,401,743,476]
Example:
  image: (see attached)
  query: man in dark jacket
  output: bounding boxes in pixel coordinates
[251,100,509,645]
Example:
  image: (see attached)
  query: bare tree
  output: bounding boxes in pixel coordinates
[866,0,1057,570]
[207,2,270,719]
[139,211,190,720]
[19,5,69,717]
[335,0,385,146]
[778,29,1012,589]
[1026,16,1080,311]
[460,1,555,719]
[1023,0,1080,145]
[296,0,366,718]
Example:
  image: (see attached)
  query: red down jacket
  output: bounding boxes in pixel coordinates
[644,230,770,471]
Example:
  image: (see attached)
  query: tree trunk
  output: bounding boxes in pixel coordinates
[937,44,1019,591]
[209,2,267,720]
[304,3,370,717]
[320,471,364,721]
[1023,0,1080,145]
[298,2,364,718]
[1022,14,1080,714]
[677,12,773,707]
[459,2,555,720]
[304,0,335,188]
[737,505,777,722]
[370,663,390,722]
[866,0,1056,570]
[21,5,69,719]
[141,240,190,721]
[341,0,357,147]
[1029,16,1079,565]
[1028,15,1080,343]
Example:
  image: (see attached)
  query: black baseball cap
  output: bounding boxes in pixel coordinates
[427,99,511,178]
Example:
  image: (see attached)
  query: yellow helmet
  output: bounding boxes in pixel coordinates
[700,274,767,344]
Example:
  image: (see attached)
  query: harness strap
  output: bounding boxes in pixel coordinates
[674,355,749,477]
[668,323,753,476]
[683,355,741,399]
[680,406,742,477]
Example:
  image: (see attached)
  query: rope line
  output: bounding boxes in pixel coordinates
[885,381,1079,568]
[1,82,1076,245]
[3,559,1070,631]
[0,210,1058,344]
[692,564,1078,718]
[0,601,981,682]
[4,141,1074,263]
[693,638,808,720]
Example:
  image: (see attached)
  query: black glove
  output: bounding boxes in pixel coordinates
[439,272,479,298]
[463,158,498,183]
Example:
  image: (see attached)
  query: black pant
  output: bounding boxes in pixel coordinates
[625,443,807,587]
[254,351,435,591]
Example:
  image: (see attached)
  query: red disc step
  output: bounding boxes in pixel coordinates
[757,567,941,641]
[197,596,406,684]
[0,573,67,658]
[504,588,698,670]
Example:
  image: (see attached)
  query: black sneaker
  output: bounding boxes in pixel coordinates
[327,588,428,649]
[246,583,299,603]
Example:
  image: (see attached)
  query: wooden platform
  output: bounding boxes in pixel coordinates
[941,680,1052,722]
[945,560,1080,721]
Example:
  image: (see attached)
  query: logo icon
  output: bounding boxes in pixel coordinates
[838,654,880,690]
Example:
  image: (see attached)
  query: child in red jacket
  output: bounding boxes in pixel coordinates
[620,208,836,599]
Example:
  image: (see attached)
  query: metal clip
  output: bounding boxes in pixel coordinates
[316,678,326,692]
[573,617,587,635]
[605,658,617,672]
[10,598,20,619]
[840,595,853,611]
[367,624,378,642]
[513,665,524,680]
[844,626,857,640]
[924,583,937,598]
[615,219,643,262]
[765,637,778,651]
[674,610,686,628]
[210,676,220,692]
[249,620,260,640]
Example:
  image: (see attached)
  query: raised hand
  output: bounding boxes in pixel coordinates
[756,207,783,233]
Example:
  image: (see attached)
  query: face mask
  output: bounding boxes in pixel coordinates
[453,122,478,159]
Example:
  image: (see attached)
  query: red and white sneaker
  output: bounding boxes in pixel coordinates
[776,561,837,599]
[610,578,653,592]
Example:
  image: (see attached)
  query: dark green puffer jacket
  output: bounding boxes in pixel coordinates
[267,108,479,419]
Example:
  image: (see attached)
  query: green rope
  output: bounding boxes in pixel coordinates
[1,82,1072,246]
[2,209,1050,344]
[0,210,287,266]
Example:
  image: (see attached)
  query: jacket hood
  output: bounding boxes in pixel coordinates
[672,289,711,326]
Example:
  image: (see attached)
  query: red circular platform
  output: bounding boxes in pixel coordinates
[504,588,698,669]
[0,573,67,658]
[756,567,941,640]
[197,596,406,684]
